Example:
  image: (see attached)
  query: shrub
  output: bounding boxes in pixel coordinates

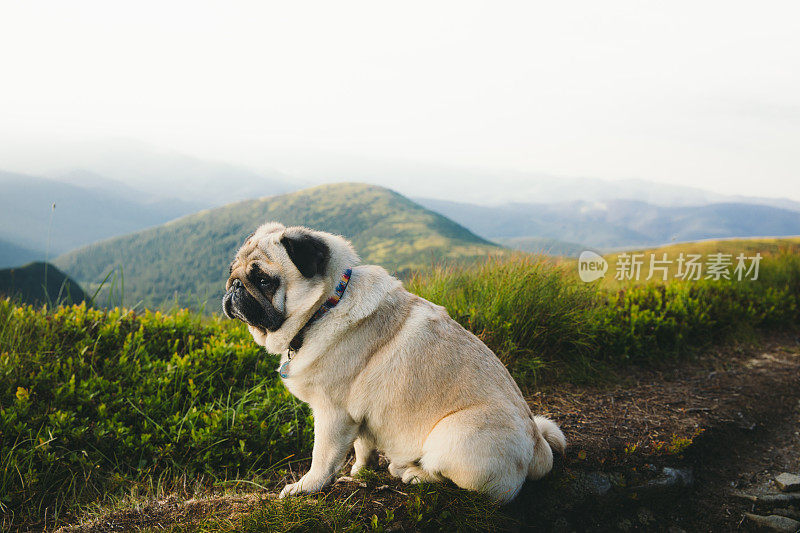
[0,301,312,525]
[409,252,800,384]
[407,256,600,383]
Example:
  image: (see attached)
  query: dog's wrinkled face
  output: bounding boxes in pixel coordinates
[222,234,286,332]
[222,225,330,336]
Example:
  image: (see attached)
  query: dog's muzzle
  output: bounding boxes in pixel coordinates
[223,279,285,331]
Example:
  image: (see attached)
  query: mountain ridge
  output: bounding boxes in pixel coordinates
[0,238,44,269]
[0,170,202,256]
[417,197,800,250]
[54,183,500,310]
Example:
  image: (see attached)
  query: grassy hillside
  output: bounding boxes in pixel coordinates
[409,245,800,383]
[4,246,799,529]
[54,183,500,310]
[0,262,88,306]
[601,237,800,285]
[607,236,800,258]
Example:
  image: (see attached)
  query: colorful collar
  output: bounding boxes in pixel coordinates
[281,268,352,378]
[306,268,352,326]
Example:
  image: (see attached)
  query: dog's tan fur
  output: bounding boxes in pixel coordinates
[227,223,565,502]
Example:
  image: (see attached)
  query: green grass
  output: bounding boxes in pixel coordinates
[67,470,515,533]
[2,243,799,530]
[408,255,601,384]
[409,250,800,385]
[0,302,313,527]
[602,236,800,285]
[197,479,513,533]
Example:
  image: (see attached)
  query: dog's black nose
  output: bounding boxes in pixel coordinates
[223,279,244,319]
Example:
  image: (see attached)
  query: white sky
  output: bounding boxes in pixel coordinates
[1,1,799,200]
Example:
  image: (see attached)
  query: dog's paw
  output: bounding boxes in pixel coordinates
[279,480,304,498]
[279,475,326,498]
[350,462,367,477]
[399,465,439,485]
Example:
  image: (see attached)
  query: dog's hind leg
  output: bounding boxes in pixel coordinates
[388,460,441,484]
[419,407,530,503]
[350,434,378,476]
[400,464,441,484]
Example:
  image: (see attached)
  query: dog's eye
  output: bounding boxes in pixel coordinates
[258,278,273,287]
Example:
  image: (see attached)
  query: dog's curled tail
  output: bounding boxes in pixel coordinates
[528,416,567,480]
[535,415,566,455]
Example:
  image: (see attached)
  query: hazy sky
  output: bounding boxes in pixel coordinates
[1,1,799,200]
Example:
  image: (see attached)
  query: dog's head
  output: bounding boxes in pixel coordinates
[223,222,359,351]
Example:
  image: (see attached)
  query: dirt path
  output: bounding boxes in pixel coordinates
[518,333,800,531]
[57,335,800,532]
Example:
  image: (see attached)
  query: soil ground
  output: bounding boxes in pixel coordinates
[523,333,800,531]
[55,334,800,532]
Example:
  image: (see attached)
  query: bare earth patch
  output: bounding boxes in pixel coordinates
[525,333,800,531]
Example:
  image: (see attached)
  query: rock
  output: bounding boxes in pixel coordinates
[663,467,694,486]
[585,472,613,496]
[731,491,800,504]
[744,513,800,532]
[773,507,800,520]
[567,471,617,498]
[776,473,800,492]
[629,467,693,494]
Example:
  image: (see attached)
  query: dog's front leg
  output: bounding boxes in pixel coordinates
[279,406,358,498]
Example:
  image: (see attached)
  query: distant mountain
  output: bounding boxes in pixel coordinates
[0,262,88,306]
[55,183,500,310]
[417,198,800,250]
[493,237,588,257]
[0,239,44,269]
[0,170,202,256]
[41,139,299,207]
[5,138,797,209]
[55,169,153,200]
[277,154,800,211]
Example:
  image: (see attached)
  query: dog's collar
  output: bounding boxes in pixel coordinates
[280,268,352,378]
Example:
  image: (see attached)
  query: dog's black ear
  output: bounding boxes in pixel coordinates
[281,233,329,278]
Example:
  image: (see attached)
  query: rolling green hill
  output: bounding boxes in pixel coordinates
[0,262,89,306]
[606,236,800,258]
[54,183,500,310]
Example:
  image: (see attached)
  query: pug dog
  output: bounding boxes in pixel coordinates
[223,222,565,502]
